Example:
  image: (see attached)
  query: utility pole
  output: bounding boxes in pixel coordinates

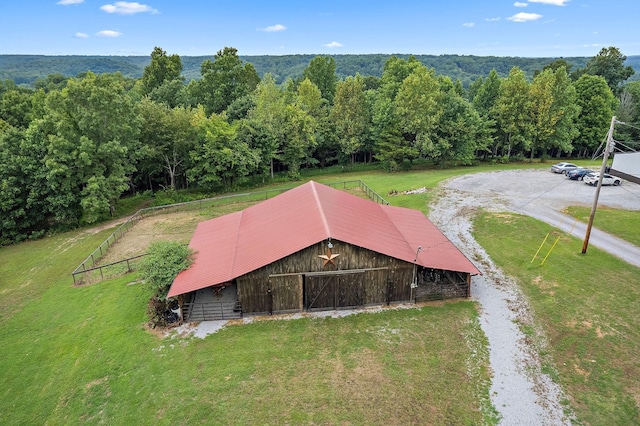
[582,115,617,254]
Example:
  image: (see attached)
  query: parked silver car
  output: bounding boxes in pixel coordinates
[550,162,578,174]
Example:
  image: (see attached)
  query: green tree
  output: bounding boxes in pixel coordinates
[296,78,324,118]
[574,74,618,156]
[467,76,484,102]
[379,55,424,100]
[247,74,288,178]
[492,67,533,159]
[225,94,255,122]
[291,78,336,168]
[33,74,68,93]
[280,103,316,179]
[147,79,190,109]
[583,47,635,96]
[330,75,369,163]
[473,69,501,116]
[430,90,488,167]
[0,89,33,129]
[618,81,640,143]
[138,99,196,191]
[197,47,260,115]
[371,95,417,170]
[472,69,500,158]
[302,56,337,103]
[394,66,442,158]
[43,72,141,224]
[370,56,425,170]
[141,47,183,96]
[189,108,259,189]
[528,68,579,159]
[0,125,51,244]
[534,58,573,79]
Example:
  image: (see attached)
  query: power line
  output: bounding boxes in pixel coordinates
[617,121,640,132]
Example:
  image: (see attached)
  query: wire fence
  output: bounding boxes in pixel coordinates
[71,180,388,285]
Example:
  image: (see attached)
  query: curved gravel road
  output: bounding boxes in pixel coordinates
[429,169,640,425]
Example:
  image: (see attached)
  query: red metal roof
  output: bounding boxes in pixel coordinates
[167,181,480,298]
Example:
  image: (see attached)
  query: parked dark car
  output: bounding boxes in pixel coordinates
[566,168,593,180]
[550,162,578,174]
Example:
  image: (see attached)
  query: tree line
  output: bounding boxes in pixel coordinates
[5,52,640,88]
[0,45,638,245]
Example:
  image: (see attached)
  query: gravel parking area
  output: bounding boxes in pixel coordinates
[428,169,640,425]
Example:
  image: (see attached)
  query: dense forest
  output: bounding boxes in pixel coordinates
[3,52,640,87]
[1,45,639,245]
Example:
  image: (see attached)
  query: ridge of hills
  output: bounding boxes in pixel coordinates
[1,53,639,87]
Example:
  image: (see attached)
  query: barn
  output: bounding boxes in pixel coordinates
[167,181,480,321]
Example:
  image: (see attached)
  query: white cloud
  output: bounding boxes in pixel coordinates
[529,0,569,6]
[529,0,569,5]
[485,17,501,22]
[58,0,84,4]
[507,12,543,22]
[260,24,286,32]
[324,41,343,48]
[75,32,89,38]
[514,2,528,7]
[100,2,158,14]
[96,30,122,37]
[463,22,475,28]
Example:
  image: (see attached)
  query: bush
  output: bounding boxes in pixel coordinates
[400,159,413,171]
[139,241,193,299]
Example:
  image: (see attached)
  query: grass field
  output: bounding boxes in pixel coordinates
[474,212,640,425]
[2,160,638,425]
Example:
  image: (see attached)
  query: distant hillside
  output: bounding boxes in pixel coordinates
[1,53,638,87]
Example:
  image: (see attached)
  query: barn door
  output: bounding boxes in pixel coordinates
[304,273,364,310]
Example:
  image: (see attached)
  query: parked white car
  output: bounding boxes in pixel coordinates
[583,172,622,186]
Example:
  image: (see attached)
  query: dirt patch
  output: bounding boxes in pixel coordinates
[388,187,429,195]
[85,376,108,389]
[84,218,129,235]
[97,211,202,265]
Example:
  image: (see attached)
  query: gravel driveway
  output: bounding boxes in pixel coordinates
[428,169,640,425]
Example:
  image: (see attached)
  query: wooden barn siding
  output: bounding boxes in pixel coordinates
[236,240,414,314]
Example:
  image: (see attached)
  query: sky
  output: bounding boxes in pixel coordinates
[1,0,639,58]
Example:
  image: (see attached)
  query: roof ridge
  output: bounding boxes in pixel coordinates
[229,210,245,278]
[310,181,332,238]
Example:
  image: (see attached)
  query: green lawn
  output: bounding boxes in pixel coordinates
[473,211,640,425]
